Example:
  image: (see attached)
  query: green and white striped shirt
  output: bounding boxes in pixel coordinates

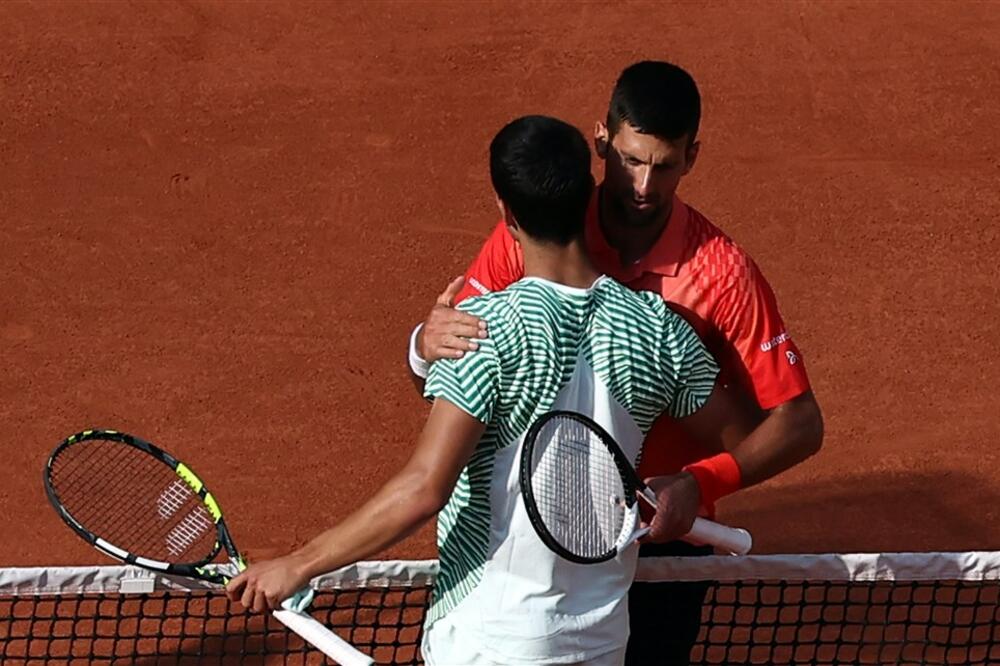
[423,275,718,663]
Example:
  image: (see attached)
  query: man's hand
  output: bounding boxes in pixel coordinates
[416,276,488,363]
[642,472,702,543]
[225,554,311,613]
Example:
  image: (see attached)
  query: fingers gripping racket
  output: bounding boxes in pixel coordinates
[520,411,753,564]
[43,429,374,666]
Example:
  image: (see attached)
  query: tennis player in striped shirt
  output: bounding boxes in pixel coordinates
[228,115,759,665]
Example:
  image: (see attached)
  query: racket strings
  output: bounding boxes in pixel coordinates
[528,417,630,560]
[57,442,160,522]
[49,437,218,563]
[62,442,216,560]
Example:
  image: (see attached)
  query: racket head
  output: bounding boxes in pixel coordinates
[44,429,242,584]
[520,411,641,564]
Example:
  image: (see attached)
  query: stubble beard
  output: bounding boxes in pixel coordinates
[609,193,667,229]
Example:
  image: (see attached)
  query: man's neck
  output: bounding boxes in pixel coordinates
[599,187,673,266]
[521,237,601,289]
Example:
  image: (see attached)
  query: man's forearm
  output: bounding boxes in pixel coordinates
[729,391,823,488]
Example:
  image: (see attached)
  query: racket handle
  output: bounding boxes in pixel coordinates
[637,488,752,555]
[689,517,753,555]
[272,609,375,666]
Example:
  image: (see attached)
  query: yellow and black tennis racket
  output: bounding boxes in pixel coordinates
[43,429,375,666]
[44,429,244,584]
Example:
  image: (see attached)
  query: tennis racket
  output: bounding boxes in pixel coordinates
[520,411,753,564]
[43,429,374,666]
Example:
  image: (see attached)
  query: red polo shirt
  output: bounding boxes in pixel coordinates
[454,189,811,511]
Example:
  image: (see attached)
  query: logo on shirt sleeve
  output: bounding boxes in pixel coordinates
[785,350,799,366]
[760,332,791,352]
[469,277,490,295]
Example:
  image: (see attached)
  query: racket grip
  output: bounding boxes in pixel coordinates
[689,517,753,555]
[272,609,375,666]
[639,487,751,555]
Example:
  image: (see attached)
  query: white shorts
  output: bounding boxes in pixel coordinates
[422,615,627,666]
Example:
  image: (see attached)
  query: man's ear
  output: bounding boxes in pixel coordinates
[594,121,610,159]
[683,139,700,175]
[496,194,517,228]
[496,194,522,242]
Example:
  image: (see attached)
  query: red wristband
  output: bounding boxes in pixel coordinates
[682,453,743,507]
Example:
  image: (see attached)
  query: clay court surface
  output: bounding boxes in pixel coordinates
[1,1,999,567]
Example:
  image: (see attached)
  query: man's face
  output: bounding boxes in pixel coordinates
[596,122,698,228]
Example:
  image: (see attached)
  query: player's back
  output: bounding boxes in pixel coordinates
[423,274,718,664]
[473,275,695,444]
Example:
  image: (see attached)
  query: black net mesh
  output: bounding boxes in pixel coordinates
[692,578,1000,665]
[2,557,999,665]
[1,585,429,665]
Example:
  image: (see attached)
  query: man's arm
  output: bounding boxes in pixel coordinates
[647,249,824,541]
[707,251,825,479]
[644,384,823,543]
[407,221,524,393]
[226,399,486,612]
[724,389,823,486]
[641,277,824,544]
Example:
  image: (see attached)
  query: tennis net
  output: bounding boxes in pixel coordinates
[2,552,999,665]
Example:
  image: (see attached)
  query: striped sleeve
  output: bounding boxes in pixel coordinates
[423,302,501,424]
[662,314,721,419]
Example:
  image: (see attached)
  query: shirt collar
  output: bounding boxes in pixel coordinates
[584,188,690,281]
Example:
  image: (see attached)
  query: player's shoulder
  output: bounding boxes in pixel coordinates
[456,287,526,335]
[685,205,750,263]
[599,276,664,308]
[593,277,672,327]
[457,285,516,314]
[683,204,770,294]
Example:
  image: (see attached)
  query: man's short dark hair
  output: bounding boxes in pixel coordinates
[489,115,593,245]
[606,61,701,143]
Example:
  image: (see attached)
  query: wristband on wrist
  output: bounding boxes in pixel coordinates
[408,324,431,379]
[682,452,743,507]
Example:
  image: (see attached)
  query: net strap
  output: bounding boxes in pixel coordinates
[4,553,1000,596]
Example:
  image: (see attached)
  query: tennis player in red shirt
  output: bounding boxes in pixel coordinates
[408,61,824,665]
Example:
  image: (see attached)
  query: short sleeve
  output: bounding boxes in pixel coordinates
[662,315,721,419]
[423,310,501,424]
[453,221,525,305]
[714,257,811,409]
